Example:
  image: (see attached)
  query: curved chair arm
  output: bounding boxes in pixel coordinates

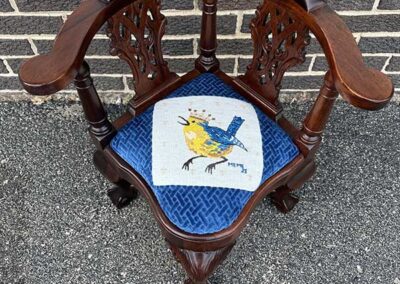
[308,5,394,110]
[19,0,133,96]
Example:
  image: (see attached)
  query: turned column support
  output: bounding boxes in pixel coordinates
[195,0,220,72]
[74,61,116,149]
[297,71,339,156]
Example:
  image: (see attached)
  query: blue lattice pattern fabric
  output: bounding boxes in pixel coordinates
[111,73,299,234]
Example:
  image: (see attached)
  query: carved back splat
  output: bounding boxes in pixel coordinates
[107,0,174,97]
[240,0,311,105]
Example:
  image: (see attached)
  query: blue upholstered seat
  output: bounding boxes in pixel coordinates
[111,73,299,235]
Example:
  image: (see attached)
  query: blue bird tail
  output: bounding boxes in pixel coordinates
[227,116,245,136]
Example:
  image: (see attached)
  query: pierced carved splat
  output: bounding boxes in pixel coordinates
[106,0,173,96]
[240,0,311,104]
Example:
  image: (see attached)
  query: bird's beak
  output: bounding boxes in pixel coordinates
[178,116,190,126]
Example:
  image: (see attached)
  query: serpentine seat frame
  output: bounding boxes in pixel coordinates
[19,0,394,283]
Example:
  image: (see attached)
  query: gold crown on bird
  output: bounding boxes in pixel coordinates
[187,108,215,122]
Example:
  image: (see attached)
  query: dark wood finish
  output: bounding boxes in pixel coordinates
[128,69,199,116]
[239,0,311,106]
[18,0,394,282]
[270,189,300,214]
[169,241,235,284]
[74,61,116,149]
[93,150,138,209]
[275,0,394,110]
[106,0,178,97]
[19,0,136,95]
[195,0,220,72]
[271,160,316,213]
[107,184,138,209]
[296,71,338,156]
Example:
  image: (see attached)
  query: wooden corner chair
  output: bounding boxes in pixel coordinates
[18,0,394,283]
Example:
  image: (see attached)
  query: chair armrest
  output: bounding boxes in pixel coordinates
[19,0,133,96]
[309,5,394,110]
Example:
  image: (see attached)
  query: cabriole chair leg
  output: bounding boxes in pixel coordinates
[270,160,317,213]
[107,181,138,209]
[169,241,235,284]
[270,186,299,214]
[93,150,139,209]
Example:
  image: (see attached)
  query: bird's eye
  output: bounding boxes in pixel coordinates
[192,120,195,123]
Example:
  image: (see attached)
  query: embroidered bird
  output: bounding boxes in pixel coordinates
[178,109,247,174]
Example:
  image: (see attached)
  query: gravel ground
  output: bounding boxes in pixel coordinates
[0,100,399,284]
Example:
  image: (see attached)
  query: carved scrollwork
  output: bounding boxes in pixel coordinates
[106,0,172,96]
[241,0,311,104]
[169,242,235,284]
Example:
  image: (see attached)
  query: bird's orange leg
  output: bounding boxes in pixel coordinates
[205,157,228,174]
[182,155,205,170]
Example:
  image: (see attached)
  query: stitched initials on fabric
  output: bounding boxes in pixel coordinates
[152,96,263,192]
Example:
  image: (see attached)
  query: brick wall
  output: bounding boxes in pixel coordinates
[0,0,399,99]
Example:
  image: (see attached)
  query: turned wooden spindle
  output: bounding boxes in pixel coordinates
[195,0,220,72]
[297,71,339,156]
[74,61,116,149]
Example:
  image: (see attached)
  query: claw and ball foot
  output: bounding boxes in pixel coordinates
[169,242,235,284]
[93,151,139,209]
[107,182,138,209]
[270,186,299,214]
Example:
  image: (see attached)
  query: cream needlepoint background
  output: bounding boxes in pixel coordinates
[152,96,264,192]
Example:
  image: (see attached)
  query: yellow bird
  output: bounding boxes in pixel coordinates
[178,109,247,174]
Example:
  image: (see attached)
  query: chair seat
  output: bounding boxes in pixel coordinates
[111,73,299,234]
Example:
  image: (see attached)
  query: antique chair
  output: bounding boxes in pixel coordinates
[19,0,394,282]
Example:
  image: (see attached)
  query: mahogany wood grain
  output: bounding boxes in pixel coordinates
[272,0,394,110]
[238,0,311,106]
[195,0,220,72]
[169,241,235,284]
[106,0,178,97]
[297,71,339,156]
[74,61,116,149]
[19,0,135,95]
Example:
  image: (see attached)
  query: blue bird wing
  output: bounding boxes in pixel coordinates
[202,124,247,151]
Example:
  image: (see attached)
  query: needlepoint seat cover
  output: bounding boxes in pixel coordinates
[111,73,299,234]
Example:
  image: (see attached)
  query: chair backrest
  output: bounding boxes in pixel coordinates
[107,0,392,111]
[18,0,393,152]
[107,0,176,96]
[105,0,314,111]
[239,0,311,106]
